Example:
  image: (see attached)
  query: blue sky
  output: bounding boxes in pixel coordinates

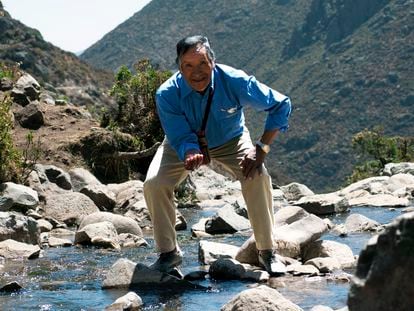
[2,0,152,53]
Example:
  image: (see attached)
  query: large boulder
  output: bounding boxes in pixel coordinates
[348,212,414,311]
[294,193,349,215]
[205,204,251,234]
[338,176,389,197]
[348,194,410,208]
[221,285,303,311]
[0,212,39,244]
[236,214,327,264]
[42,192,99,225]
[80,185,116,211]
[34,164,72,190]
[198,240,239,265]
[302,240,355,269]
[0,182,39,212]
[102,258,203,290]
[274,205,309,227]
[383,162,414,176]
[0,239,41,259]
[11,74,40,106]
[344,214,381,232]
[78,212,142,236]
[74,221,120,249]
[14,102,44,130]
[68,167,101,192]
[280,182,314,202]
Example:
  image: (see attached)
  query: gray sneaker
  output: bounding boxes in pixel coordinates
[258,249,287,276]
[150,248,183,273]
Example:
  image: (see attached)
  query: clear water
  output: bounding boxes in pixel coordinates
[0,206,403,310]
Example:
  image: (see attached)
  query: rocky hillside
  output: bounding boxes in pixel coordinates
[0,1,114,110]
[80,0,413,191]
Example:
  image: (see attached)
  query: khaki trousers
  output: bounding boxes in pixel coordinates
[144,129,274,253]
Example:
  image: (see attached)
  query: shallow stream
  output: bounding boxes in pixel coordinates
[0,206,401,310]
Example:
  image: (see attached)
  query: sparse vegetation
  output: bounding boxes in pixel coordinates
[0,95,42,184]
[348,127,414,183]
[74,60,171,183]
[109,59,172,147]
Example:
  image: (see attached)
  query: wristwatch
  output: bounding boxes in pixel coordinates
[256,140,270,153]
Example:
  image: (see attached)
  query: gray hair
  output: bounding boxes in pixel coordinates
[175,35,216,66]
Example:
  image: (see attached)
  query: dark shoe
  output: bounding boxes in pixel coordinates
[150,248,183,273]
[258,250,287,276]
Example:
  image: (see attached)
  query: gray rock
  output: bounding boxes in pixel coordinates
[39,92,55,105]
[209,257,269,282]
[280,182,315,201]
[348,194,410,208]
[348,212,414,311]
[294,193,349,215]
[0,182,39,212]
[14,102,44,130]
[68,167,102,192]
[36,219,53,233]
[236,214,327,264]
[78,211,142,236]
[273,214,328,258]
[198,240,239,265]
[205,204,251,234]
[11,74,40,106]
[75,221,120,249]
[43,192,99,225]
[105,291,143,311]
[302,240,355,269]
[0,211,39,244]
[80,185,116,211]
[274,205,309,227]
[42,234,73,248]
[344,214,381,232]
[34,164,72,190]
[385,173,414,193]
[305,257,342,273]
[383,162,414,176]
[221,285,303,311]
[102,258,204,289]
[0,281,23,293]
[286,263,319,276]
[118,233,148,248]
[339,177,389,196]
[0,239,41,259]
[0,77,13,91]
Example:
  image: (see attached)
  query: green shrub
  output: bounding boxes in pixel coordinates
[348,127,414,183]
[109,59,172,148]
[0,95,21,183]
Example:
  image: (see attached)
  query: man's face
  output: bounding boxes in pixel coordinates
[179,44,215,93]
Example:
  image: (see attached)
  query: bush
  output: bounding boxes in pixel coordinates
[348,127,414,183]
[0,95,21,182]
[109,59,172,148]
[0,61,42,184]
[81,59,172,182]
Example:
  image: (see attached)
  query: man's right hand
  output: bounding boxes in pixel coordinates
[184,149,204,170]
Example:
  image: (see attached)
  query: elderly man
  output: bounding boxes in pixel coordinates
[144,35,292,275]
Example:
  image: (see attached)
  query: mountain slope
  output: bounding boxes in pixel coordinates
[0,2,114,108]
[81,0,413,191]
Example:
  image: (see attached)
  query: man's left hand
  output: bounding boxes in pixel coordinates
[239,147,266,180]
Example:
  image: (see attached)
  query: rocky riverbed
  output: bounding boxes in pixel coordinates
[1,162,414,310]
